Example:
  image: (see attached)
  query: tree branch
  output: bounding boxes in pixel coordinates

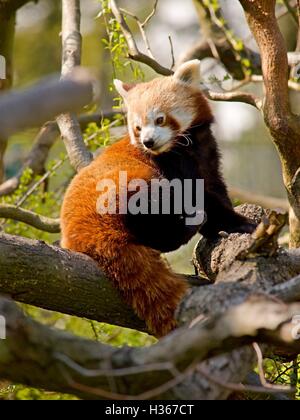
[56,0,92,172]
[0,204,60,233]
[0,206,298,334]
[120,0,158,60]
[0,205,300,398]
[240,0,290,123]
[0,70,95,139]
[0,294,299,399]
[205,89,262,109]
[109,1,263,110]
[110,0,173,76]
[0,233,146,331]
[239,1,296,148]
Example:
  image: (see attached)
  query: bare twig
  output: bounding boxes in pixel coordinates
[15,158,67,208]
[56,0,93,172]
[0,204,60,233]
[120,0,159,60]
[110,0,172,76]
[168,35,175,70]
[141,0,159,26]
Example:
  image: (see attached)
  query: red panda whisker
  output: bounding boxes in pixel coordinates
[177,134,193,147]
[177,138,190,147]
[175,130,193,144]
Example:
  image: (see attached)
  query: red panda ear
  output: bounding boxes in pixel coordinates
[114,79,136,99]
[173,60,201,86]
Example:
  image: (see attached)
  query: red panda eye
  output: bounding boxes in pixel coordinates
[135,125,142,132]
[156,116,165,126]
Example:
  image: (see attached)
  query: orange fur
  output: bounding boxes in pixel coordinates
[61,137,188,337]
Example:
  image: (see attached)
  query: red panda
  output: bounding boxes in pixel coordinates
[61,60,255,337]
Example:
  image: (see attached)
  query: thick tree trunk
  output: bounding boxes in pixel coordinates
[239,0,300,248]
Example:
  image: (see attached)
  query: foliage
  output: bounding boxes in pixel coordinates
[263,357,300,399]
[202,0,253,77]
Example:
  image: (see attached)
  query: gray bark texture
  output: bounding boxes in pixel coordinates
[1,205,300,399]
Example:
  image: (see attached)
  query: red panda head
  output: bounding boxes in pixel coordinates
[114,60,213,155]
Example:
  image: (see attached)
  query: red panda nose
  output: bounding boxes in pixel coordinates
[143,139,155,149]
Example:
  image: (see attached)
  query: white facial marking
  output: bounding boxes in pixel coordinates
[129,109,173,153]
[141,125,173,153]
[141,125,156,143]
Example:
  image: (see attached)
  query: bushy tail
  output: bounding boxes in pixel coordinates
[95,242,189,337]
